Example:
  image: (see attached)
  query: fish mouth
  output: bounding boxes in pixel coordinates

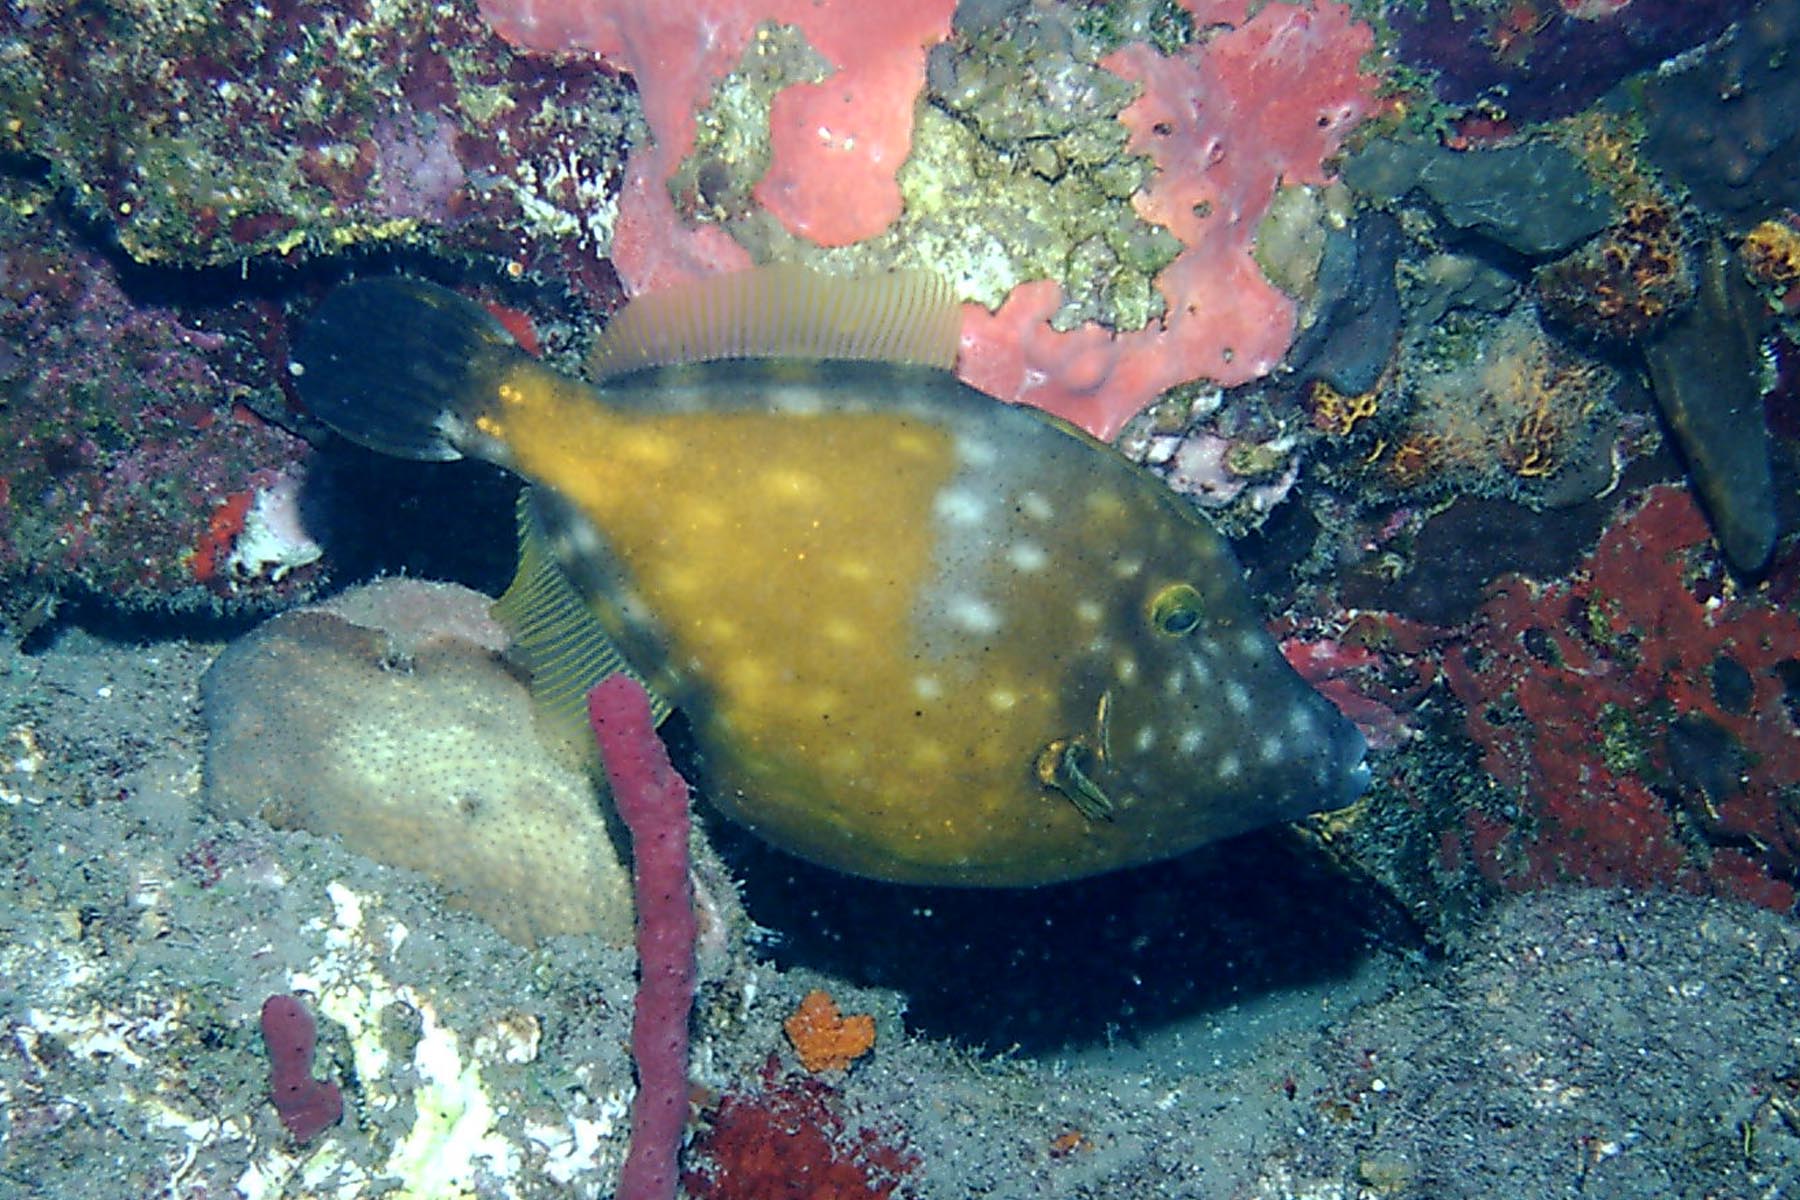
[1034,690,1122,822]
[1033,735,1115,821]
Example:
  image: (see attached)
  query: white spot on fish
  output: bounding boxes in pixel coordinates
[772,384,825,414]
[1018,490,1054,521]
[1260,735,1284,765]
[679,498,728,531]
[1164,670,1186,698]
[1237,630,1266,659]
[1115,655,1138,684]
[1217,752,1242,782]
[1224,681,1251,715]
[910,740,949,768]
[1289,708,1317,740]
[955,435,998,467]
[1134,725,1156,753]
[821,616,862,645]
[1006,541,1050,572]
[1177,727,1206,756]
[1111,556,1144,579]
[946,594,1002,635]
[724,655,772,695]
[988,688,1018,712]
[933,488,987,526]
[619,590,652,625]
[1075,599,1104,624]
[658,563,704,596]
[891,428,935,457]
[570,520,602,553]
[913,675,944,700]
[1085,489,1127,518]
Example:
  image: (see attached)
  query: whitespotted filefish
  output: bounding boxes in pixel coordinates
[293,267,1369,886]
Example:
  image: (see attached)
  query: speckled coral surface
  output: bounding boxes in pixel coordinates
[0,0,639,271]
[200,579,634,948]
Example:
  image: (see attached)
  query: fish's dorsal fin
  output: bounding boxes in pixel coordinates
[587,264,961,381]
[493,491,670,764]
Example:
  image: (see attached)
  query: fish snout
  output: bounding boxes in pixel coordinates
[1100,646,1371,820]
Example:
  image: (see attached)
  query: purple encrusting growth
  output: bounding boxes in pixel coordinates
[259,993,344,1143]
[1390,0,1739,125]
[370,112,469,223]
[0,176,311,618]
[586,674,697,1200]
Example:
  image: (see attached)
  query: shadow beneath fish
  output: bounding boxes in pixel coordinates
[704,802,1423,1059]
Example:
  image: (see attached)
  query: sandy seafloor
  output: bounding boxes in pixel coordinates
[3,621,1800,1200]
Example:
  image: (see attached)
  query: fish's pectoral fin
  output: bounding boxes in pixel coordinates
[493,490,671,766]
[1034,737,1116,823]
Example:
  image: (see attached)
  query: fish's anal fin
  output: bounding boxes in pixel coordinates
[294,277,528,464]
[587,265,961,381]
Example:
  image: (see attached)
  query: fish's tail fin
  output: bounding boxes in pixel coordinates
[293,278,527,462]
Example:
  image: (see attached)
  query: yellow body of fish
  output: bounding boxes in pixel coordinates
[295,268,1368,886]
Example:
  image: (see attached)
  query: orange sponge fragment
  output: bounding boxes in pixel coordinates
[478,0,953,290]
[958,0,1382,440]
[783,990,876,1074]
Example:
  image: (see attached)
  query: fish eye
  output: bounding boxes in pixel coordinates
[1148,583,1204,636]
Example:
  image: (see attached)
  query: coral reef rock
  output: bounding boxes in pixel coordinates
[1344,136,1613,258]
[1641,238,1777,574]
[1639,0,1800,224]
